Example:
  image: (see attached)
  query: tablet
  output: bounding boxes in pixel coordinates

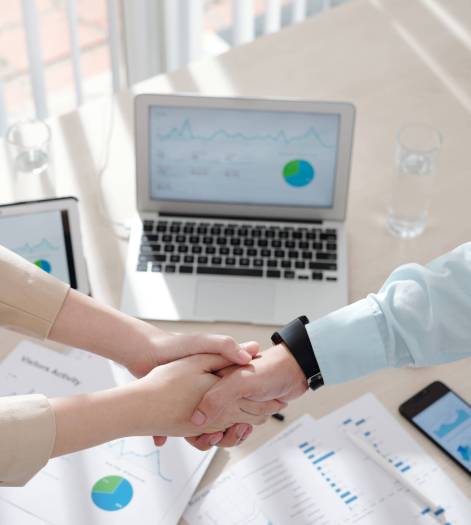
[0,197,90,294]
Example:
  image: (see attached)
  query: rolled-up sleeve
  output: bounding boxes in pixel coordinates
[0,245,69,485]
[0,395,56,486]
[0,245,70,338]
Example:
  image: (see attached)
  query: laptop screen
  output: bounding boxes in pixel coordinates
[149,105,340,208]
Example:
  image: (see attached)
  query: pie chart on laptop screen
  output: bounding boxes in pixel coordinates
[283,159,315,187]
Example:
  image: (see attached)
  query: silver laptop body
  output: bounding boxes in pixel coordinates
[121,94,355,325]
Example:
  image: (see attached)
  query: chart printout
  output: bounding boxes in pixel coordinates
[0,342,215,525]
[184,395,471,525]
[149,105,340,208]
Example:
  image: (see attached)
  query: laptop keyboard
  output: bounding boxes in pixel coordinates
[137,219,338,281]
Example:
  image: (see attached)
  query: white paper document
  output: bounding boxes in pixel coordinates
[0,341,215,525]
[184,394,471,525]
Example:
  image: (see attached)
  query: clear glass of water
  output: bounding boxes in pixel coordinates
[387,123,442,239]
[6,119,51,175]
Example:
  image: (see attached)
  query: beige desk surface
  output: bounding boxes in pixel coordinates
[0,0,470,514]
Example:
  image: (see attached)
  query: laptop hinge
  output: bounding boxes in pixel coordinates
[157,212,323,224]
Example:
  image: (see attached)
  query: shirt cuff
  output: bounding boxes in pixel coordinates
[306,298,388,384]
[0,246,70,339]
[0,394,56,486]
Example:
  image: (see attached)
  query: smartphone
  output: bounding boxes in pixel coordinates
[399,381,471,476]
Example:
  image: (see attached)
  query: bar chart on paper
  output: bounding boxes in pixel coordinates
[185,396,471,525]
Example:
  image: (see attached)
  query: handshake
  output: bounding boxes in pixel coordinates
[120,332,309,451]
[50,329,309,458]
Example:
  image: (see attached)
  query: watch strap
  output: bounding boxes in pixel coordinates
[271,316,324,390]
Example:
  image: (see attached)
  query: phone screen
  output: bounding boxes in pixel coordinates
[412,390,471,474]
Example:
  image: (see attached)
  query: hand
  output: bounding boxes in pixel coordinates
[125,353,285,438]
[48,289,259,379]
[51,353,283,457]
[124,330,260,447]
[124,327,260,378]
[184,344,308,450]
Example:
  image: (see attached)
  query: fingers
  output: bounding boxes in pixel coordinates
[185,432,224,451]
[185,436,211,451]
[216,424,253,447]
[195,353,237,373]
[153,436,167,447]
[185,424,253,450]
[191,372,246,426]
[187,333,260,365]
[239,399,287,417]
[240,341,260,359]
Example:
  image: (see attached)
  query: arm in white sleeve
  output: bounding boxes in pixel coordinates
[307,242,471,384]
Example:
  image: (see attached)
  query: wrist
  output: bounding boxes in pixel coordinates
[272,316,323,390]
[117,321,168,377]
[269,343,308,399]
[119,376,172,436]
[276,343,307,381]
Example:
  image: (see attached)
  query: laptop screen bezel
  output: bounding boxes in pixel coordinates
[135,94,355,222]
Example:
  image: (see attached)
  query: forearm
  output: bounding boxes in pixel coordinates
[48,289,159,369]
[50,385,142,457]
[309,242,471,384]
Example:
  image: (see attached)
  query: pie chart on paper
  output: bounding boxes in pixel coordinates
[283,159,315,187]
[91,475,133,511]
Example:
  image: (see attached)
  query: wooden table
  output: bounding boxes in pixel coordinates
[0,0,470,517]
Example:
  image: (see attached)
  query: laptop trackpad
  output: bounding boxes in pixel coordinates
[194,280,275,321]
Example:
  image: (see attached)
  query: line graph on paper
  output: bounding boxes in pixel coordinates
[185,472,272,525]
[106,438,172,481]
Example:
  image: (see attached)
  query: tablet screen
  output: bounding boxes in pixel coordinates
[0,209,77,287]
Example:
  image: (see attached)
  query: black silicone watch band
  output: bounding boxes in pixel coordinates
[271,316,324,391]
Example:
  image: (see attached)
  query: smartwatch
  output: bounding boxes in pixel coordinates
[271,316,324,391]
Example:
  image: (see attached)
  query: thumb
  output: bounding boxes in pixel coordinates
[195,353,237,372]
[191,372,244,426]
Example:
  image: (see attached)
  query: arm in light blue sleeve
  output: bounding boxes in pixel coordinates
[306,242,471,384]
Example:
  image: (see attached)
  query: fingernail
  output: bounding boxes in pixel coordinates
[191,410,207,426]
[209,433,223,446]
[236,424,249,439]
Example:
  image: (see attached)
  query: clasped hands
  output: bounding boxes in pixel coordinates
[47,290,307,458]
[123,329,308,451]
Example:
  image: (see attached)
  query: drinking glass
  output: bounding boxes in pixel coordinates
[6,119,51,175]
[387,124,442,239]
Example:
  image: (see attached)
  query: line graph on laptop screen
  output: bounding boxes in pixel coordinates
[149,105,340,208]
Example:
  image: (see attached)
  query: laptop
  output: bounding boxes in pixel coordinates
[121,94,355,325]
